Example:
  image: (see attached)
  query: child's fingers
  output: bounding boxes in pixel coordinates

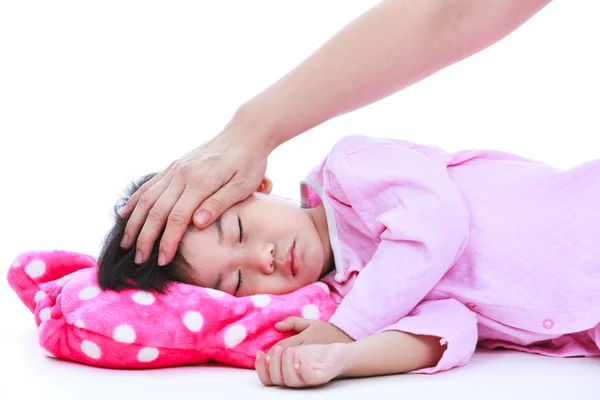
[268,346,285,386]
[275,317,311,333]
[281,348,305,388]
[274,320,292,332]
[298,356,328,387]
[255,351,273,386]
[269,336,302,354]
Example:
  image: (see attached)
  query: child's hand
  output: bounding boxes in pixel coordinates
[255,343,347,387]
[272,317,354,349]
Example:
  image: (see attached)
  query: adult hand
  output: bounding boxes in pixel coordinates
[119,114,272,266]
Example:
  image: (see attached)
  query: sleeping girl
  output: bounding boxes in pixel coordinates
[97,134,600,388]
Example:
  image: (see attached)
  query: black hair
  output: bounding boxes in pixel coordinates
[97,173,193,293]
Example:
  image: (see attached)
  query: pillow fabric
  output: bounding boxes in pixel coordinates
[7,250,337,369]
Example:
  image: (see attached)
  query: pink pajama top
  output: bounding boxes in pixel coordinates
[300,135,600,373]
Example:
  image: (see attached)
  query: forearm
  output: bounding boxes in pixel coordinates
[341,330,446,377]
[240,0,551,150]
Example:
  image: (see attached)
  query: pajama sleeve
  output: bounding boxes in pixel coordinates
[381,298,478,374]
[326,138,471,340]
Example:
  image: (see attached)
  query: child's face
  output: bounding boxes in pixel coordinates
[178,180,332,297]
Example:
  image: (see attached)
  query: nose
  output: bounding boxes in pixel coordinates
[248,243,275,275]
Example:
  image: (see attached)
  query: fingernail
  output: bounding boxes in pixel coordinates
[294,361,300,370]
[135,250,143,264]
[120,234,129,248]
[158,252,166,266]
[194,210,211,226]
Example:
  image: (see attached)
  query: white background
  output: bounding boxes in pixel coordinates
[1,1,599,399]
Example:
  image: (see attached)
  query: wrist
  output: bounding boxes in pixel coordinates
[224,101,283,154]
[338,341,362,378]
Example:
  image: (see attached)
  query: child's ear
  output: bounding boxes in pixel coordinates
[256,177,273,194]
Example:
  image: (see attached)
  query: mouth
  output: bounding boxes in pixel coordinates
[287,241,298,277]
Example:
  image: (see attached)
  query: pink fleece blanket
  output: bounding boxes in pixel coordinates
[7,250,337,369]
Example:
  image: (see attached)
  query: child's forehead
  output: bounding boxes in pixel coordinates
[181,223,214,242]
[177,231,220,277]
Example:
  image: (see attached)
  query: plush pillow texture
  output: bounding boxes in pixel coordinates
[7,250,337,369]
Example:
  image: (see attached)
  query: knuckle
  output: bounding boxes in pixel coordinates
[136,234,152,251]
[204,197,224,213]
[175,161,191,176]
[190,169,207,185]
[138,192,154,208]
[140,180,154,192]
[136,182,154,199]
[147,205,166,222]
[166,209,187,226]
[229,177,252,192]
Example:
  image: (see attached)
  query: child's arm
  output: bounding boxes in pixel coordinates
[255,331,444,387]
[255,299,478,387]
[342,331,445,377]
[341,298,478,377]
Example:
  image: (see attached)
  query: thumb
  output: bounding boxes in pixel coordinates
[193,179,255,228]
[275,317,312,333]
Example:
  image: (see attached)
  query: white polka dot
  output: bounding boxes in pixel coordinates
[251,294,271,307]
[183,311,204,332]
[79,286,100,300]
[56,275,70,287]
[11,257,20,268]
[113,324,136,343]
[34,291,47,303]
[132,291,155,305]
[39,307,51,321]
[74,319,85,329]
[314,282,330,293]
[302,304,320,320]
[25,260,46,278]
[224,325,247,349]
[81,340,101,359]
[205,288,226,297]
[42,349,55,358]
[137,347,159,362]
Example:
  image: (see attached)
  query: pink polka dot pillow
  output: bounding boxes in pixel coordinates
[7,250,337,369]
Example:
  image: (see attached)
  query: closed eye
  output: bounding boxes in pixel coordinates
[234,270,243,295]
[238,216,244,243]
